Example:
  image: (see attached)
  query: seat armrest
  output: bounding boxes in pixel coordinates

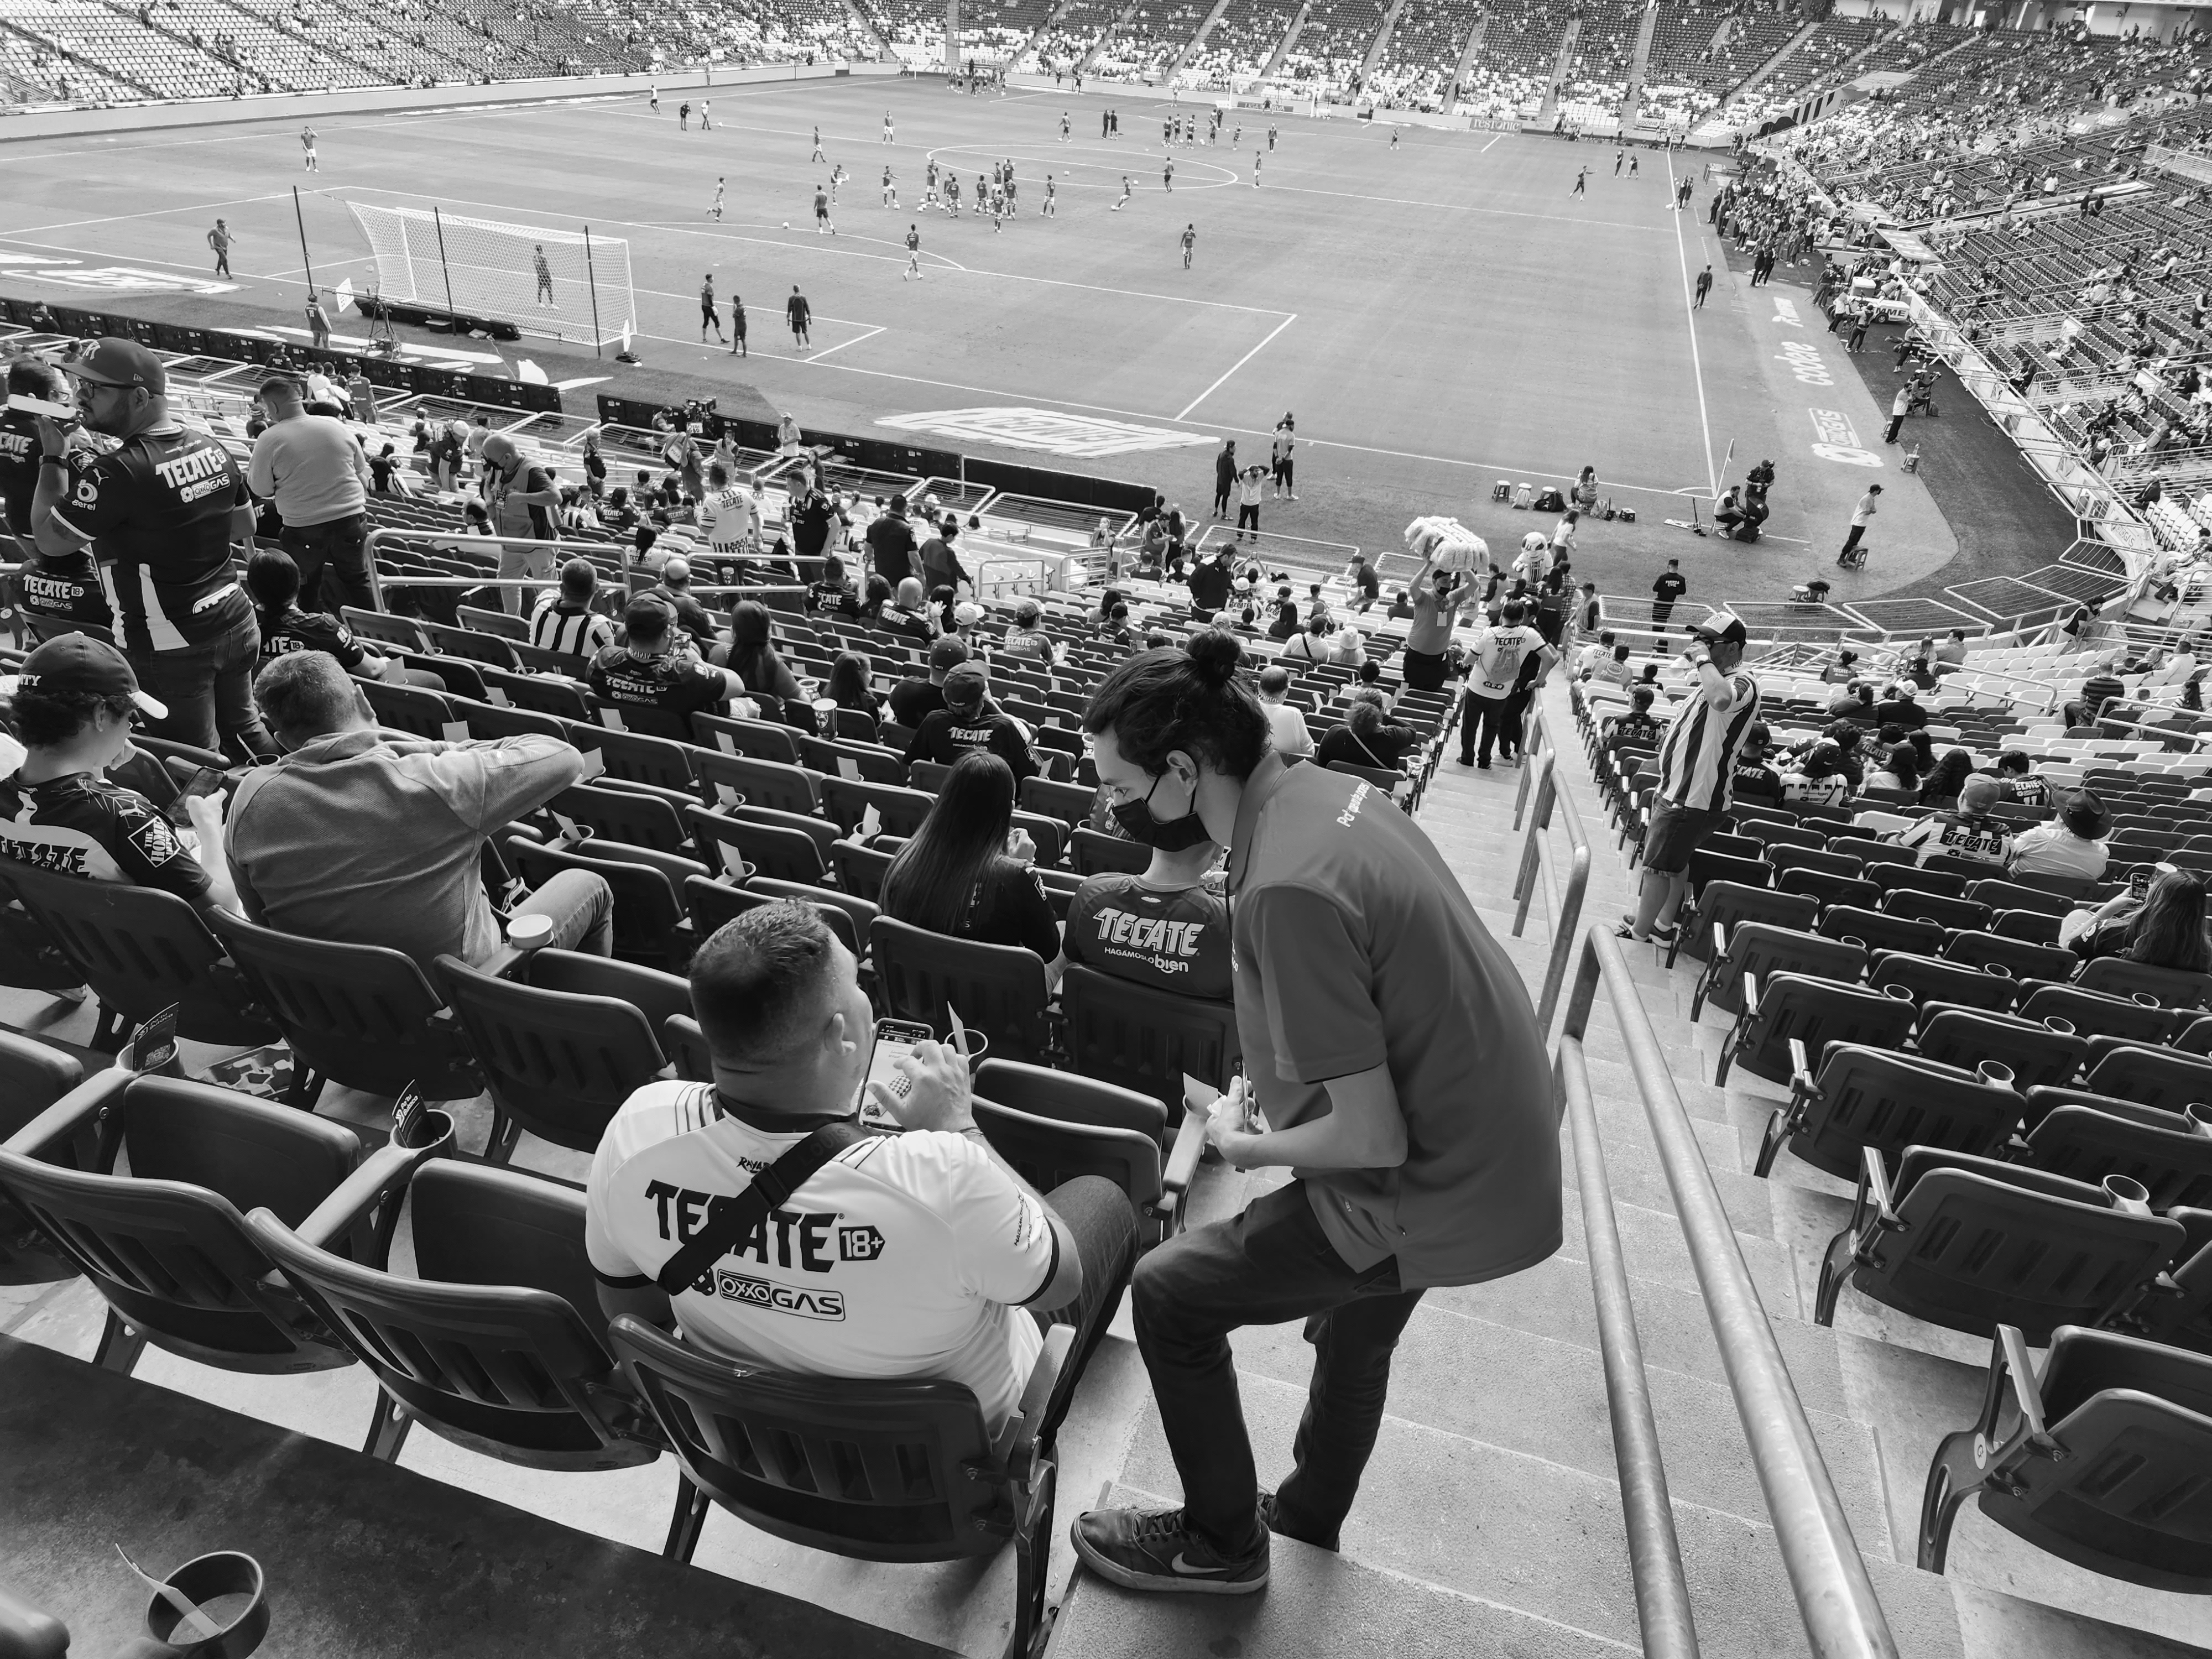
[1001,1322,1077,1479]
[1,1068,132,1161]
[1164,1109,1207,1206]
[292,1132,448,1253]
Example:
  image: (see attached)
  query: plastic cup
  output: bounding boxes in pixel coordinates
[507,912,554,951]
[143,1551,267,1658]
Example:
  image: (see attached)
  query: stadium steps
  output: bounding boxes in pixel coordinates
[1076,0,1141,73]
[0,17,158,99]
[1256,0,1308,80]
[1357,0,1407,80]
[1162,0,1230,81]
[1616,1,1660,131]
[107,0,376,92]
[1537,14,1575,123]
[845,0,893,62]
[1437,8,1484,114]
[1725,18,1819,108]
[81,0,290,93]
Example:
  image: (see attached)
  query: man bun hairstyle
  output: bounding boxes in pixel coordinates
[1085,628,1269,780]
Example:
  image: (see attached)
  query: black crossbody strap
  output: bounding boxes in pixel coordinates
[654,1120,872,1296]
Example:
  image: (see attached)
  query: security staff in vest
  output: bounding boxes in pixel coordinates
[28,338,274,763]
[1069,629,1559,1595]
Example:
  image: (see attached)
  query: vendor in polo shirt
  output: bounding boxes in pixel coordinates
[1068,629,1557,1595]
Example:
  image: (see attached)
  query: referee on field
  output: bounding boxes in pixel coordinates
[1619,609,1761,946]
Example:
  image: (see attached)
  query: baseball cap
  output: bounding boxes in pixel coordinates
[60,337,166,396]
[928,636,969,673]
[1692,607,1749,647]
[13,633,168,719]
[954,601,984,627]
[942,662,989,709]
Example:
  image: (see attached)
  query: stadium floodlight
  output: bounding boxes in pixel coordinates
[345,200,634,348]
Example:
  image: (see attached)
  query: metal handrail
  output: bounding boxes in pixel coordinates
[1556,1031,1700,1659]
[1562,927,1901,1659]
[1510,706,1592,1030]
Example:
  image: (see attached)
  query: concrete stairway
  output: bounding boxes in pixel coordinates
[1438,9,1484,114]
[1163,0,1231,81]
[1727,18,1820,108]
[1076,0,1142,74]
[1537,15,1577,123]
[1359,0,1408,81]
[1257,0,1311,81]
[1618,2,1662,132]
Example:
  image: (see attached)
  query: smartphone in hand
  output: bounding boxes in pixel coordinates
[164,765,227,828]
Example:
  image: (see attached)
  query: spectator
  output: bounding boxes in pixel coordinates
[1871,682,1927,730]
[1828,683,1877,724]
[584,900,1134,1441]
[859,572,894,624]
[639,555,717,651]
[880,752,1060,967]
[0,634,238,919]
[246,549,431,688]
[1071,628,1555,1590]
[1001,599,1058,665]
[1932,629,1969,674]
[1355,659,1392,707]
[30,338,274,764]
[1993,749,2052,807]
[1402,562,1475,693]
[1895,773,2010,867]
[791,483,849,569]
[810,552,860,621]
[243,375,374,617]
[1778,741,1851,808]
[2064,656,2128,728]
[1575,630,1617,679]
[1317,687,1416,772]
[591,598,750,721]
[890,637,968,729]
[2006,790,2109,883]
[1280,613,1334,664]
[1063,821,1230,999]
[228,652,608,974]
[1459,599,1543,769]
[906,662,1037,781]
[1586,644,1634,691]
[530,559,617,658]
[880,576,938,646]
[1101,602,1136,650]
[1866,742,1920,795]
[2064,868,2210,972]
[367,443,407,497]
[1265,586,1298,642]
[1601,685,1665,752]
[1822,650,1859,685]
[718,600,805,706]
[1917,748,1974,810]
[920,517,970,597]
[865,492,918,589]
[1822,723,1867,790]
[1620,612,1759,946]
[1729,723,1783,807]
[1255,665,1312,758]
[826,651,879,723]
[479,433,561,615]
[1188,548,1234,619]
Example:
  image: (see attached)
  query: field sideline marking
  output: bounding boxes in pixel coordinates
[1255,180,1663,232]
[1665,150,1719,499]
[9,191,295,238]
[1176,312,1297,421]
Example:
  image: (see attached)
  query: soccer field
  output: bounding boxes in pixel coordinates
[0,76,1987,604]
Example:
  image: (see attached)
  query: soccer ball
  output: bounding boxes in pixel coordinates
[782,221,790,229]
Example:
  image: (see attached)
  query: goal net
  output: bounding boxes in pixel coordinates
[345,201,634,348]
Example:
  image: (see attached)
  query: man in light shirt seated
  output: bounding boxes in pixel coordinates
[586,902,1138,1438]
[2005,790,2110,883]
[1575,629,1617,679]
[1893,774,2011,867]
[1256,665,1313,757]
[1586,643,1635,692]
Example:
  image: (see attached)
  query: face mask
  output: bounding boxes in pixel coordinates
[1113,769,1211,852]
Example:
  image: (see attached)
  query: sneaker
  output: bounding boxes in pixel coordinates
[1258,1490,1338,1552]
[1071,1505,1269,1595]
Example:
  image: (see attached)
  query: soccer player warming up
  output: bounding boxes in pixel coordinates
[1114,176,1131,211]
[1181,223,1196,269]
[904,225,924,281]
[883,165,898,208]
[1043,175,1056,217]
[814,184,837,236]
[709,177,725,222]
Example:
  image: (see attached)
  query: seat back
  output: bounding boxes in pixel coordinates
[820,777,937,839]
[1942,931,2076,983]
[361,679,458,742]
[1019,776,1097,835]
[509,840,692,969]
[207,912,476,1101]
[1872,864,1968,899]
[1058,966,1241,1115]
[2016,984,2176,1047]
[246,1161,657,1470]
[549,784,691,858]
[1918,1005,2089,1090]
[972,1056,1167,1140]
[685,807,827,886]
[833,839,896,904]
[2024,1104,2212,1212]
[868,916,1054,1063]
[2086,1043,2212,1113]
[693,712,802,764]
[696,752,822,818]
[973,1099,1165,1235]
[1983,1327,2212,1590]
[0,1077,359,1370]
[1881,888,1993,931]
[1992,908,2064,945]
[1966,879,2074,919]
[0,864,273,1047]
[1818,905,1945,958]
[1733,974,1917,1085]
[1788,1044,2023,1181]
[1868,951,2018,1015]
[0,1030,81,1143]
[1864,1150,2185,1340]
[588,728,698,794]
[1071,828,1149,877]
[1776,868,1880,911]
[745,879,879,959]
[607,1314,1010,1562]
[2078,957,2212,1010]
[1681,883,1815,965]
[432,956,670,1155]
[1709,925,1865,1019]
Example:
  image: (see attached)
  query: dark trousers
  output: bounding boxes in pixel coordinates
[1213,483,1232,516]
[129,611,275,764]
[1884,414,1905,444]
[1134,1181,1422,1556]
[281,513,376,617]
[1462,692,1513,763]
[1034,1175,1140,1436]
[1237,503,1260,534]
[1401,648,1447,692]
[1839,524,1868,564]
[1501,688,1533,754]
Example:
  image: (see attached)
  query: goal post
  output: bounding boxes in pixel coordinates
[344,200,634,348]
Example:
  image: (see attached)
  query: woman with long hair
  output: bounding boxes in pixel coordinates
[860,572,893,623]
[879,752,1060,964]
[1917,747,1973,808]
[714,599,803,703]
[827,651,879,718]
[2069,867,2210,973]
[1316,686,1416,771]
[1067,627,1555,1593]
[1866,742,1919,794]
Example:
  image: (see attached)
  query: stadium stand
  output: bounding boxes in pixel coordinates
[1554,0,1637,127]
[1275,0,1386,100]
[1453,0,1558,121]
[1364,0,1478,111]
[1088,0,1208,82]
[1023,0,1123,74]
[1181,0,1302,88]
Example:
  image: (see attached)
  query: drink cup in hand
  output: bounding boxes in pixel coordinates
[1006,826,1036,865]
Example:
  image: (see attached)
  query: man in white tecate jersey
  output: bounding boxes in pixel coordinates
[695,461,758,560]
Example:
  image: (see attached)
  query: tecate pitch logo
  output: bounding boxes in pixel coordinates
[877,408,1214,458]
